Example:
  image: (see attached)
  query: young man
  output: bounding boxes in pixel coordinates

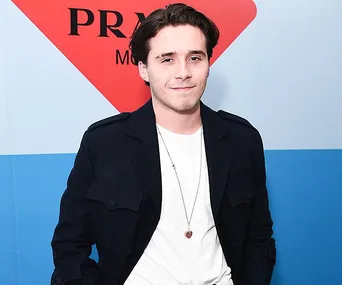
[51,3,276,285]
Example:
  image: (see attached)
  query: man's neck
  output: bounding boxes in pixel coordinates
[152,101,202,135]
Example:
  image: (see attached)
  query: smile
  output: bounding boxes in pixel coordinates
[171,86,195,91]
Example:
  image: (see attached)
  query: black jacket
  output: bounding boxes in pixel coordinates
[51,100,276,285]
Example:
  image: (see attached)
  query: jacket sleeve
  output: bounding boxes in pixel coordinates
[241,129,276,285]
[51,131,99,285]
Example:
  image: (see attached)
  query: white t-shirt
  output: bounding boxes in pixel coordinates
[124,124,233,285]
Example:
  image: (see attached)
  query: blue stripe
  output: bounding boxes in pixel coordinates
[1,150,341,285]
[266,150,342,285]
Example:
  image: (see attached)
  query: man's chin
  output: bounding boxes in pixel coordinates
[173,101,200,114]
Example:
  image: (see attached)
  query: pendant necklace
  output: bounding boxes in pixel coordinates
[157,125,203,239]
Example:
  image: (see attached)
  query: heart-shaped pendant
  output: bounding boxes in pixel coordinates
[185,231,193,239]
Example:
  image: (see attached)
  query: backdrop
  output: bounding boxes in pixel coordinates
[1,0,341,284]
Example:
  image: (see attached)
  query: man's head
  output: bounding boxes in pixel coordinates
[129,3,220,114]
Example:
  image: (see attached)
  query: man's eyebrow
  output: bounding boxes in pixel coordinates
[155,52,176,59]
[155,50,207,59]
[188,50,207,57]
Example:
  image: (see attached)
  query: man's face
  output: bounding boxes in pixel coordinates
[138,25,210,114]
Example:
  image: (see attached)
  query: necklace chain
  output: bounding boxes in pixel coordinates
[156,125,203,235]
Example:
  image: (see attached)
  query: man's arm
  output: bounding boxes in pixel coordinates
[242,129,276,285]
[51,131,98,285]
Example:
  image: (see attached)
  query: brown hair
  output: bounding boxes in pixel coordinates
[129,3,220,66]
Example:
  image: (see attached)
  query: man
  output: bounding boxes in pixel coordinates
[51,3,276,285]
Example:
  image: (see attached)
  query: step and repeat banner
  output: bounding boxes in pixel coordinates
[1,0,341,284]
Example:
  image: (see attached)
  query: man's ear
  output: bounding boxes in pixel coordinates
[138,61,149,83]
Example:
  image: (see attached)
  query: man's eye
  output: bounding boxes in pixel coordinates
[161,58,173,63]
[189,56,201,61]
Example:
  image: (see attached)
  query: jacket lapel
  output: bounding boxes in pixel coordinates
[201,103,232,218]
[126,100,163,217]
[126,99,232,220]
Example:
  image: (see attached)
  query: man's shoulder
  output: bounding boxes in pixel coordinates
[217,109,255,130]
[216,109,263,150]
[87,112,131,132]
